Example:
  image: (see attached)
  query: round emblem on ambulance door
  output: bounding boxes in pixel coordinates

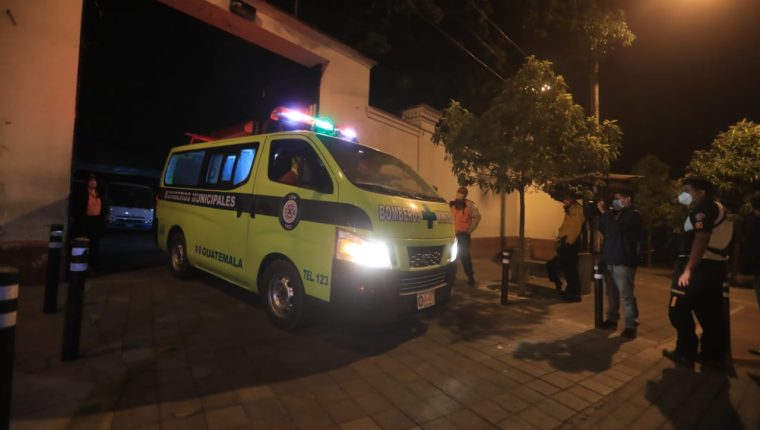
[279,193,301,230]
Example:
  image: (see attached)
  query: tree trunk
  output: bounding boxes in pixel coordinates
[499,190,506,254]
[647,230,653,268]
[589,61,600,123]
[517,186,527,290]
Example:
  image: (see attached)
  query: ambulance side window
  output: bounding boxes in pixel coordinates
[165,150,206,186]
[268,139,333,194]
[201,144,258,189]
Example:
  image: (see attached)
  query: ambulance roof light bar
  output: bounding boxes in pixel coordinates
[270,106,358,142]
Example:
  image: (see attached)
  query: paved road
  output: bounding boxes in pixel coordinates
[8,234,760,429]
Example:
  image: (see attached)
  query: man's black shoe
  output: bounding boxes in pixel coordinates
[695,354,725,371]
[599,320,618,331]
[621,328,637,339]
[662,349,695,370]
[561,294,581,303]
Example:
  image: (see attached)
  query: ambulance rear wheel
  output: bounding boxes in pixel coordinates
[262,260,306,329]
[169,231,195,279]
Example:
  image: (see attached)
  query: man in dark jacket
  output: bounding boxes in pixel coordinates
[597,188,642,338]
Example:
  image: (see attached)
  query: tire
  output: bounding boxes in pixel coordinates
[169,230,195,279]
[261,260,306,329]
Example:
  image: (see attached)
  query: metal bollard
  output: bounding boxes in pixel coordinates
[722,280,735,375]
[1,267,20,430]
[501,251,510,305]
[61,237,89,361]
[593,265,604,329]
[44,224,64,313]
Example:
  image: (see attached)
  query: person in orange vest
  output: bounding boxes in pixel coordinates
[450,186,481,286]
[71,174,105,268]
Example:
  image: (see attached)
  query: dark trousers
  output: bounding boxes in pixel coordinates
[669,258,727,363]
[456,233,474,280]
[80,216,103,266]
[546,240,581,296]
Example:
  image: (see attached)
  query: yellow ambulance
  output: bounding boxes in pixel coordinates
[156,107,457,328]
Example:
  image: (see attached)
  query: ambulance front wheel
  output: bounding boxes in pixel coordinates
[169,230,195,279]
[262,260,306,330]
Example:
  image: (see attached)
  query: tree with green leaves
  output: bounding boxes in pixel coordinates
[433,56,621,288]
[687,119,760,213]
[631,154,683,266]
[526,0,635,122]
[686,119,760,278]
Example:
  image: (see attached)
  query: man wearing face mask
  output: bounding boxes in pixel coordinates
[663,177,733,370]
[451,186,481,286]
[596,188,642,339]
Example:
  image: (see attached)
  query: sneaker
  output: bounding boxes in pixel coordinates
[621,328,637,339]
[695,353,725,371]
[599,320,618,331]
[662,349,695,370]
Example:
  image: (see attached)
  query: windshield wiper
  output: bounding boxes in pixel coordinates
[411,193,446,203]
[354,182,415,198]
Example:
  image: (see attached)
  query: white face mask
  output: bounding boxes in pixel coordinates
[456,193,465,200]
[678,192,693,206]
[612,199,624,210]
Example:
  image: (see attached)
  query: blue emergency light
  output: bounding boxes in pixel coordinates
[269,107,358,142]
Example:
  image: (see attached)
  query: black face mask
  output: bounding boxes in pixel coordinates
[450,199,466,210]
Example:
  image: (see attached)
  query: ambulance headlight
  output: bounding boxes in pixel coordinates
[450,239,458,262]
[336,230,392,269]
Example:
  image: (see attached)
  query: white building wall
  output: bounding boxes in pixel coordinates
[0,0,83,241]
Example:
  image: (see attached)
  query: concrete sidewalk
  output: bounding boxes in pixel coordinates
[8,256,760,430]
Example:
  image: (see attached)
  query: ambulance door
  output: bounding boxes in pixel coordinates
[247,136,338,301]
[197,143,259,284]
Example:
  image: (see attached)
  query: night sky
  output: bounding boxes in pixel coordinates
[74,0,760,177]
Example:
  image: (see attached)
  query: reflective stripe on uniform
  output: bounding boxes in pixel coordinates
[70,263,88,272]
[48,242,63,249]
[670,288,686,296]
[0,312,16,328]
[0,284,19,300]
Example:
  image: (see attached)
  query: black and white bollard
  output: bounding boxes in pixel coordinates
[501,251,510,305]
[44,224,64,313]
[1,267,20,430]
[722,279,736,375]
[61,237,89,362]
[594,265,604,329]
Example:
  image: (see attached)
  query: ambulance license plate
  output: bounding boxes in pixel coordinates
[416,290,435,310]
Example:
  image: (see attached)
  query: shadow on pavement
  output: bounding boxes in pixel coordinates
[93,230,167,276]
[645,367,744,429]
[512,329,632,373]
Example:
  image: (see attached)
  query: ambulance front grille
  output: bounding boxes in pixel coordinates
[398,269,448,295]
[408,246,443,268]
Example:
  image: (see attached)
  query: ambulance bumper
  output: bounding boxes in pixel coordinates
[330,260,456,320]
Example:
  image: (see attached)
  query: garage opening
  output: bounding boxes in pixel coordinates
[71,0,321,273]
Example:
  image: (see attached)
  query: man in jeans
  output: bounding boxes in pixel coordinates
[597,188,642,339]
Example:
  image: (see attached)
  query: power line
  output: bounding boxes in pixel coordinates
[413,9,506,82]
[469,1,528,58]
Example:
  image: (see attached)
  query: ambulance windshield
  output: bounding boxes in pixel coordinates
[319,136,445,203]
